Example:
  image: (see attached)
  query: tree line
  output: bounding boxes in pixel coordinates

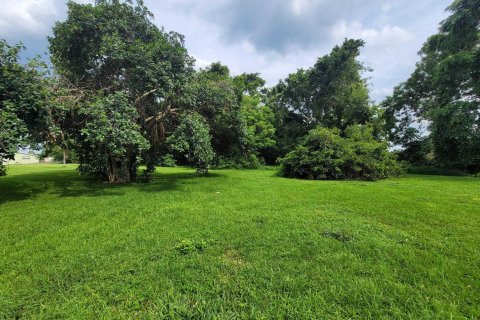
[1,0,478,182]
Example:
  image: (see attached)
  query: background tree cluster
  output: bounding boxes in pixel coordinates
[2,0,476,182]
[383,0,480,173]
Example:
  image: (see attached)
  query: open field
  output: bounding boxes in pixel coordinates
[0,164,479,319]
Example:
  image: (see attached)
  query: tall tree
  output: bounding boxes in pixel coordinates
[383,0,480,172]
[49,0,193,182]
[268,39,372,158]
[0,40,50,176]
[185,63,246,160]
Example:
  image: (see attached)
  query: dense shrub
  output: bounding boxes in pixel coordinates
[214,154,264,169]
[279,126,403,181]
[407,166,467,177]
[159,154,177,167]
[167,113,214,174]
[395,137,433,166]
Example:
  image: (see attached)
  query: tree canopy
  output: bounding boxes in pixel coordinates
[48,0,194,182]
[383,0,480,172]
[0,41,50,176]
[0,1,417,181]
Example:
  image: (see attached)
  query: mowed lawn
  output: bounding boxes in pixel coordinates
[0,165,479,319]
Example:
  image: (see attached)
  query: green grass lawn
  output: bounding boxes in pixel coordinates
[1,164,479,319]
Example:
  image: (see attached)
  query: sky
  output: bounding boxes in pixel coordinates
[0,0,452,102]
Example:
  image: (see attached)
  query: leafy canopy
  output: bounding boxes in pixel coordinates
[279,126,402,181]
[0,40,49,176]
[383,0,480,172]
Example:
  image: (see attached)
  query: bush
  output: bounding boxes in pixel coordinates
[159,154,176,167]
[279,126,403,181]
[214,154,264,169]
[167,113,214,174]
[238,154,263,169]
[407,166,467,177]
[396,137,433,166]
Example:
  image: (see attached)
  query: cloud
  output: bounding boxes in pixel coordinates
[331,21,413,46]
[0,0,59,36]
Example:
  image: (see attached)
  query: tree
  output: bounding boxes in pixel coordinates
[268,39,373,160]
[167,113,214,174]
[186,63,246,161]
[383,0,480,172]
[279,125,402,181]
[240,95,276,156]
[233,72,266,100]
[0,40,49,176]
[49,0,193,182]
[78,92,149,183]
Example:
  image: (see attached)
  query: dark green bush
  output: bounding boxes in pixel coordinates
[159,154,177,167]
[407,166,467,177]
[279,126,403,181]
[167,113,214,174]
[214,154,264,169]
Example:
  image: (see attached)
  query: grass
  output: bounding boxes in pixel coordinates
[0,164,479,319]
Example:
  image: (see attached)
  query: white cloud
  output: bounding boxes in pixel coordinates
[291,0,315,16]
[192,55,212,69]
[0,0,59,35]
[331,20,413,46]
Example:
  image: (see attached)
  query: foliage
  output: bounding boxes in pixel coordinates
[215,154,264,169]
[159,154,177,167]
[240,95,276,155]
[279,125,402,181]
[233,72,266,99]
[407,166,467,176]
[48,0,193,182]
[383,0,480,172]
[0,40,49,176]
[79,92,149,182]
[167,113,214,174]
[186,63,246,160]
[268,39,373,159]
[44,145,79,164]
[395,137,433,166]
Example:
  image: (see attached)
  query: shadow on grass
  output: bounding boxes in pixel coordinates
[0,168,225,206]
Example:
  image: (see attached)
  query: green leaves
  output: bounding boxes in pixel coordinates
[279,125,402,181]
[383,0,480,172]
[267,39,373,162]
[48,0,193,182]
[81,92,149,156]
[167,112,214,174]
[78,92,149,182]
[0,40,50,176]
[240,95,276,153]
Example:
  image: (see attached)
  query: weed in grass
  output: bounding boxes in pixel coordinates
[321,230,353,242]
[174,239,207,255]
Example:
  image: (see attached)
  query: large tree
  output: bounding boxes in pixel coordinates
[268,39,373,158]
[185,63,247,161]
[0,40,50,176]
[49,0,193,182]
[383,0,480,172]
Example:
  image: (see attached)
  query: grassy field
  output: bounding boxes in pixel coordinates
[0,164,479,319]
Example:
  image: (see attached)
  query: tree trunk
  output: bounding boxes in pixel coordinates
[63,149,67,165]
[107,156,134,183]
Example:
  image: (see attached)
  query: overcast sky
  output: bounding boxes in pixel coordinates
[0,0,451,101]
